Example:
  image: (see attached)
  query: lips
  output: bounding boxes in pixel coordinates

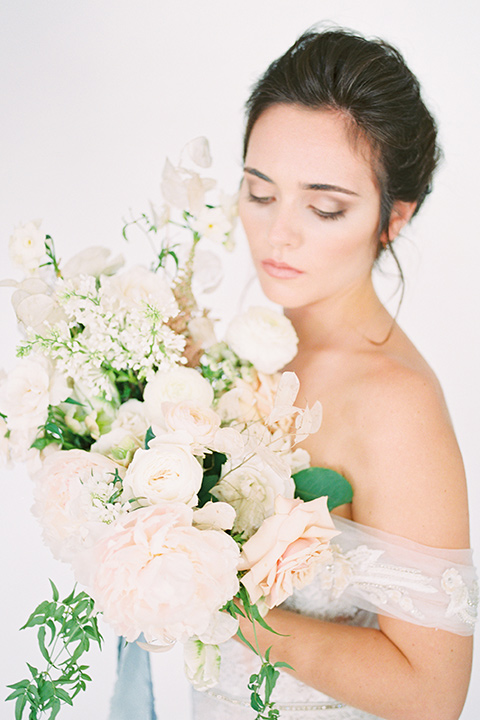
[261,259,304,279]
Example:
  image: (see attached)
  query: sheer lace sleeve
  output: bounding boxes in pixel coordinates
[313,516,478,635]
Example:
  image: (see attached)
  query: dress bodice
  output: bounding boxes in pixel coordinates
[192,517,478,720]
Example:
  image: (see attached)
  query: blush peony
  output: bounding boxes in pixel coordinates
[32,449,125,562]
[238,495,340,608]
[76,502,240,644]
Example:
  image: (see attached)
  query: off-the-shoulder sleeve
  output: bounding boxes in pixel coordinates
[316,516,478,635]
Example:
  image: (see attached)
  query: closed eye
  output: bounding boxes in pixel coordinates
[311,206,345,221]
[248,192,274,204]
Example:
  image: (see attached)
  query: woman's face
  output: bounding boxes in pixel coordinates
[239,104,383,311]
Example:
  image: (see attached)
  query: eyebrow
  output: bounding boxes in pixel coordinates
[243,167,359,197]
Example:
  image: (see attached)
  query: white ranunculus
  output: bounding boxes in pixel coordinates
[225,307,298,373]
[185,137,212,168]
[191,207,232,244]
[9,220,45,272]
[103,266,178,317]
[184,640,221,691]
[0,357,68,431]
[122,440,203,507]
[61,247,124,279]
[144,367,214,425]
[211,455,295,539]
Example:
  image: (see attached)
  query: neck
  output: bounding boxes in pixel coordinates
[284,278,393,351]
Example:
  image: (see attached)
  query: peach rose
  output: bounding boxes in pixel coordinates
[238,496,340,608]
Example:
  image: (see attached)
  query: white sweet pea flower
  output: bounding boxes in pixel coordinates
[149,201,170,230]
[193,501,236,531]
[90,427,141,467]
[225,307,298,374]
[184,639,221,691]
[191,206,233,243]
[185,136,212,168]
[144,367,214,426]
[62,247,124,279]
[9,220,45,272]
[161,158,189,209]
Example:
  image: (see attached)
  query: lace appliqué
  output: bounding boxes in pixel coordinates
[441,568,478,628]
[316,543,478,630]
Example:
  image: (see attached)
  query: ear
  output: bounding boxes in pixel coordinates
[381,200,417,245]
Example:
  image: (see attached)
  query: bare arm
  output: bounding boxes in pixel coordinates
[237,368,473,720]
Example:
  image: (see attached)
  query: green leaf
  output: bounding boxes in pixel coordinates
[144,426,155,448]
[49,580,59,603]
[293,467,353,509]
[14,693,27,720]
[37,627,52,664]
[63,397,84,407]
[54,688,73,705]
[197,452,226,507]
[48,698,61,719]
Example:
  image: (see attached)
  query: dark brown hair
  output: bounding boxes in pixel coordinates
[244,29,441,255]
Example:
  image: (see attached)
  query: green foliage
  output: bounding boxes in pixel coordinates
[293,467,353,510]
[225,587,292,720]
[197,452,227,507]
[39,235,62,277]
[144,426,156,449]
[6,582,102,720]
[31,403,95,453]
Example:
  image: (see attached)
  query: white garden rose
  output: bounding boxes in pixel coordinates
[225,306,298,373]
[211,455,295,539]
[0,357,68,431]
[144,367,214,425]
[160,400,220,449]
[9,220,45,272]
[111,399,150,443]
[122,438,203,507]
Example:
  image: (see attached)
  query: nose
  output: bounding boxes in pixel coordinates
[267,205,301,250]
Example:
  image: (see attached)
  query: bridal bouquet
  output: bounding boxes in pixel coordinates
[3,138,352,720]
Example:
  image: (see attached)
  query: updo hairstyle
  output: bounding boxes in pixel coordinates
[244,29,441,255]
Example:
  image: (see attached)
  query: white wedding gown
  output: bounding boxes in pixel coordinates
[191,516,478,720]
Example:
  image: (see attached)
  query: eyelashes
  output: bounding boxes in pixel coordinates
[248,192,345,221]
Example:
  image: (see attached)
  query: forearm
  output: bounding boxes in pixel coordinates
[237,606,472,720]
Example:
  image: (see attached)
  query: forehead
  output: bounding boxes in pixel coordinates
[245,104,378,192]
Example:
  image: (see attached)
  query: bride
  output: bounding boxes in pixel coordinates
[192,28,477,720]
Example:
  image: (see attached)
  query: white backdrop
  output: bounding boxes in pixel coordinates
[1,1,479,718]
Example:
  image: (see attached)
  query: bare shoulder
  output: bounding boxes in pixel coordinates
[348,345,470,548]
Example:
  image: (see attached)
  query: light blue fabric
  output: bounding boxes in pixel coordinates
[108,637,157,719]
